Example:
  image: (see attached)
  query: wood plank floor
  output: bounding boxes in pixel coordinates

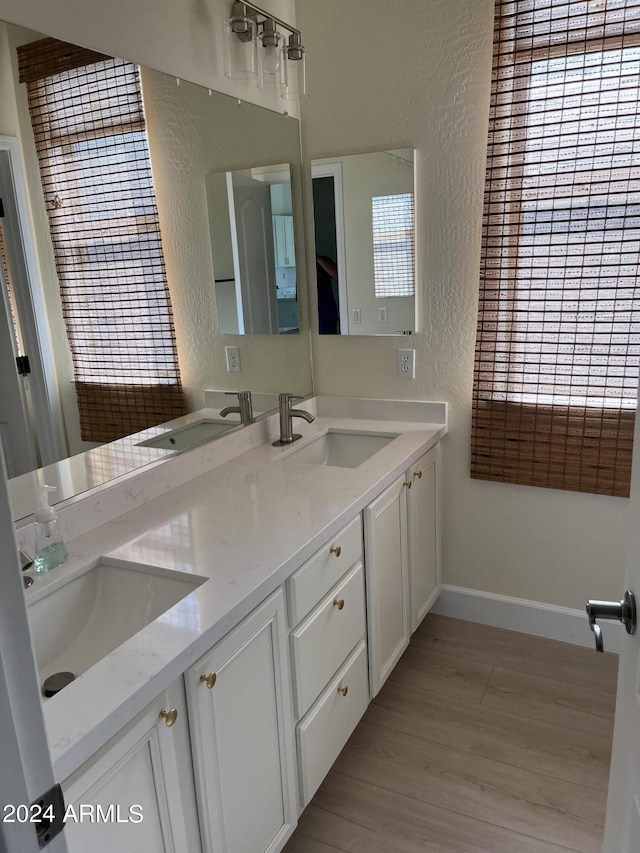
[284,614,618,853]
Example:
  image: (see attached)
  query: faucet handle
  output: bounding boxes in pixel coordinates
[225,390,251,399]
[278,392,304,407]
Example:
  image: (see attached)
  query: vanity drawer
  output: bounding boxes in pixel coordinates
[291,562,366,718]
[287,515,363,625]
[297,640,369,808]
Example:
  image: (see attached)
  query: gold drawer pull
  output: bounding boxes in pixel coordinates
[333,598,345,610]
[159,708,178,727]
[414,470,423,479]
[403,480,412,489]
[338,686,349,697]
[330,545,342,557]
[200,672,217,689]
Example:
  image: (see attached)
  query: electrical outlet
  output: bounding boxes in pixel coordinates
[397,348,415,379]
[225,345,241,372]
[352,308,361,324]
[378,306,388,323]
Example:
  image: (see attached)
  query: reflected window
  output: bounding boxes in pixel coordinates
[372,193,415,298]
[17,38,185,443]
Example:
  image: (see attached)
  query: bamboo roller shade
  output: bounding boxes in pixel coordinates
[471,0,640,498]
[17,38,185,443]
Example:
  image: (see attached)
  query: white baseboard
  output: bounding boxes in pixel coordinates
[431,585,622,655]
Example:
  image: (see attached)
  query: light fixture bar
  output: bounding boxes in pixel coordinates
[236,0,301,39]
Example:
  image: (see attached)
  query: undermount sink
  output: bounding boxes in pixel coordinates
[28,559,205,691]
[283,430,398,468]
[137,418,235,450]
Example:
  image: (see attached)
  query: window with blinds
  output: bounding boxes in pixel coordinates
[471,0,640,498]
[372,193,415,298]
[17,38,186,444]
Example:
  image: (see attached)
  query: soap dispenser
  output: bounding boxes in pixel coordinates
[34,485,67,573]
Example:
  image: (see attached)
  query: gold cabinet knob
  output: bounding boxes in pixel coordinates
[414,470,423,479]
[337,686,349,697]
[200,672,217,689]
[159,708,178,727]
[403,480,412,489]
[333,598,345,610]
[330,545,342,557]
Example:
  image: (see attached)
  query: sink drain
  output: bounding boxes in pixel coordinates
[42,671,75,697]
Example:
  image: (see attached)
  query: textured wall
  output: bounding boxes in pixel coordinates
[297,0,630,610]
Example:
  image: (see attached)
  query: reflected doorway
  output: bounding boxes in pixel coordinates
[311,163,348,335]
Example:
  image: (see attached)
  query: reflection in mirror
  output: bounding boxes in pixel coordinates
[0,23,312,520]
[207,164,300,335]
[311,149,416,336]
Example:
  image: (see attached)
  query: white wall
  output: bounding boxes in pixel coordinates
[297,0,630,611]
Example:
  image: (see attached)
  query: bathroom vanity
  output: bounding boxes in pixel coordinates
[18,398,445,852]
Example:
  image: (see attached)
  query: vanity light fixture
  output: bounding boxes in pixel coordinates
[223,0,308,99]
[223,2,258,79]
[257,17,285,90]
[282,31,308,101]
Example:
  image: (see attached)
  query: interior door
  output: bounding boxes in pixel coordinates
[227,172,278,334]
[602,403,640,851]
[0,139,66,469]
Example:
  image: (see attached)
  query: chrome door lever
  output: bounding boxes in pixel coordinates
[586,590,636,653]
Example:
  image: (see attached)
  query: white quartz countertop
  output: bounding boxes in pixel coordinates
[31,413,446,780]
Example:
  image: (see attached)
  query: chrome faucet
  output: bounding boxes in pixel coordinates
[220,391,254,425]
[273,393,315,446]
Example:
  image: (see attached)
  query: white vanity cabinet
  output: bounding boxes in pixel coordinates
[54,430,443,853]
[184,589,298,853]
[62,679,201,853]
[287,516,370,808]
[407,444,441,633]
[364,475,411,697]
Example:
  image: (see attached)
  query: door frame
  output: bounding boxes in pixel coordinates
[311,162,348,335]
[0,136,66,467]
[0,452,68,852]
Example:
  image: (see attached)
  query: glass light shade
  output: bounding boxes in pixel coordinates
[257,29,286,90]
[224,16,257,79]
[282,50,309,100]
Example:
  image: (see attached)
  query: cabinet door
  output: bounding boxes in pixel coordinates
[273,215,295,267]
[186,589,297,853]
[408,444,441,633]
[364,475,410,697]
[62,679,201,853]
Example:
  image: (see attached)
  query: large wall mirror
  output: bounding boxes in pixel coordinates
[0,22,312,520]
[311,149,416,336]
